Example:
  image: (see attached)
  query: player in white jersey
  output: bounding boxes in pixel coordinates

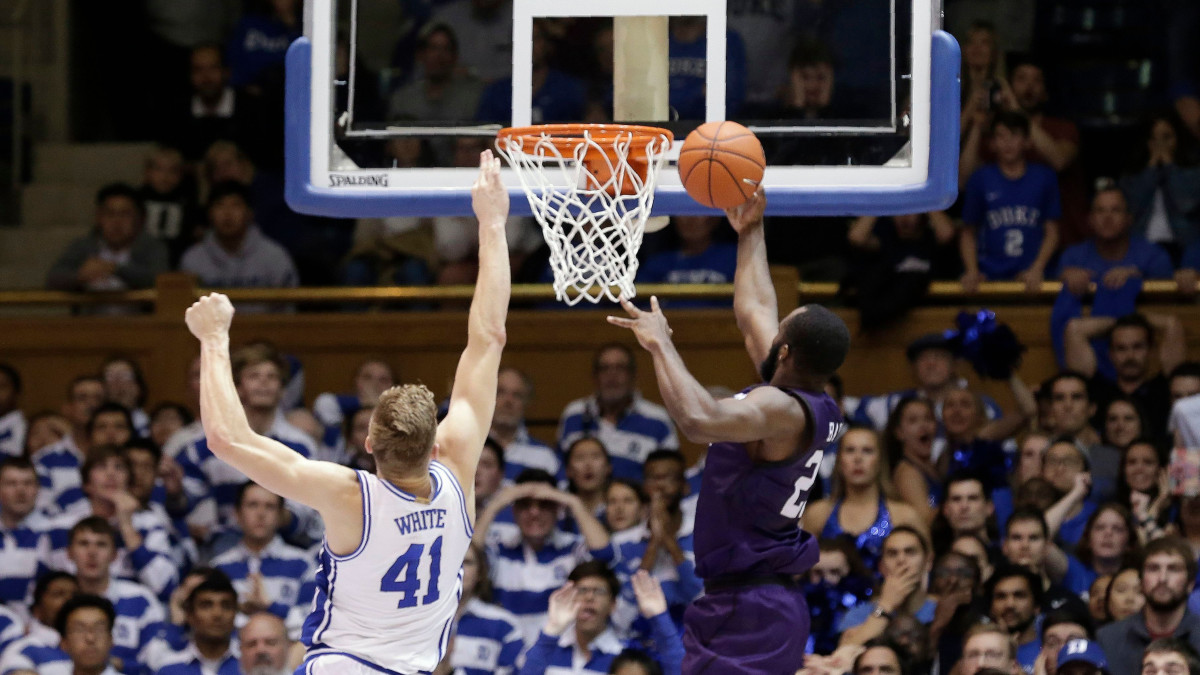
[184,151,512,675]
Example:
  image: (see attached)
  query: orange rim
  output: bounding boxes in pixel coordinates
[497,123,674,157]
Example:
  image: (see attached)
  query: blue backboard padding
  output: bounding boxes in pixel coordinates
[285,32,960,218]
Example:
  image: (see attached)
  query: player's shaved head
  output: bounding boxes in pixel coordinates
[762,304,850,383]
[369,384,438,470]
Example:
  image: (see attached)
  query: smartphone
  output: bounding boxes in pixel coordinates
[1169,447,1200,497]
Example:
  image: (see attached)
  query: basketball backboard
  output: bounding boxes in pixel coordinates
[285,0,959,218]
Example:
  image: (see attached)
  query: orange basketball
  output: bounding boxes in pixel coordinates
[677,121,765,209]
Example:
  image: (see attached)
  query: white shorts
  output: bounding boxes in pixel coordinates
[299,651,418,675]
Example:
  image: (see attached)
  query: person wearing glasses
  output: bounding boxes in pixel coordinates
[473,469,613,646]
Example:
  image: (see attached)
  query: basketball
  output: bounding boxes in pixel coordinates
[677,121,766,210]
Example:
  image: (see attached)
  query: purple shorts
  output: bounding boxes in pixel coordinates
[682,580,809,674]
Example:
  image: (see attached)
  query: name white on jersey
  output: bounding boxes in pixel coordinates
[304,463,472,673]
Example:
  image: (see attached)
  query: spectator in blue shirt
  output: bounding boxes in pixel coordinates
[477,21,585,124]
[57,594,120,675]
[520,564,683,675]
[1059,184,1175,297]
[226,0,301,90]
[0,457,50,613]
[667,17,746,120]
[985,565,1044,673]
[491,367,559,483]
[961,111,1062,293]
[637,217,737,309]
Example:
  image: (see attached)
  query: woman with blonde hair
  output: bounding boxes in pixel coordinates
[803,426,926,571]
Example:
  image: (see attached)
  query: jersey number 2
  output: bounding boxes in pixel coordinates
[781,450,823,519]
[381,536,443,608]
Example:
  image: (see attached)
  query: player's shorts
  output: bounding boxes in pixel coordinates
[298,651,420,675]
[683,575,809,675]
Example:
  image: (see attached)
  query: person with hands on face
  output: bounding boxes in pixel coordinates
[839,527,934,648]
[608,187,849,675]
[44,446,179,604]
[1041,438,1098,550]
[473,470,614,645]
[519,565,683,675]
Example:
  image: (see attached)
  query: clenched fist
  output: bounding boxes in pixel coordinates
[186,293,235,342]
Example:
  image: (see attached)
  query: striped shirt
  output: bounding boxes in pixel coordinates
[311,392,360,464]
[44,502,179,602]
[609,522,700,639]
[211,536,316,623]
[162,421,204,460]
[450,598,524,675]
[0,412,25,460]
[0,607,24,658]
[104,578,167,675]
[30,436,84,513]
[519,613,684,675]
[518,626,625,675]
[0,513,50,613]
[0,621,67,675]
[150,641,240,675]
[176,416,315,530]
[502,427,560,484]
[557,395,678,481]
[488,530,613,646]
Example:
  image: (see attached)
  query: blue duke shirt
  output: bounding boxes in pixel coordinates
[962,163,1062,280]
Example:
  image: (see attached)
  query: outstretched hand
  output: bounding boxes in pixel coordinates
[631,570,668,618]
[185,293,234,342]
[471,149,509,226]
[607,296,673,352]
[724,185,766,235]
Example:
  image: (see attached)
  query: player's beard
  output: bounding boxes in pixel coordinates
[244,666,290,675]
[760,341,783,383]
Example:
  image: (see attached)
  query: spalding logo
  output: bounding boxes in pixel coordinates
[330,173,389,188]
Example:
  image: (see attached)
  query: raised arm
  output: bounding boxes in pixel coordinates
[726,188,779,368]
[1147,313,1186,376]
[1063,316,1115,378]
[978,373,1037,442]
[435,151,511,502]
[185,294,360,519]
[608,297,803,445]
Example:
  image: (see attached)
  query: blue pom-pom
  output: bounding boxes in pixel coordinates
[944,309,1026,379]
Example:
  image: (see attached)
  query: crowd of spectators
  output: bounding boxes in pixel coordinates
[36,0,1200,323]
[11,0,1200,673]
[2,310,1200,673]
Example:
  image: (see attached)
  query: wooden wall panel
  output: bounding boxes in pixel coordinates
[3,303,1199,461]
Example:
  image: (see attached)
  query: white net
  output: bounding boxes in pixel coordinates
[496,126,673,305]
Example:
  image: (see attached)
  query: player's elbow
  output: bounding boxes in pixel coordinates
[676,416,718,444]
[471,324,507,349]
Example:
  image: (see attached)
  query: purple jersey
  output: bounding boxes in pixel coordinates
[693,384,845,579]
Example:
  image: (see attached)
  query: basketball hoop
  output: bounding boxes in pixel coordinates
[496,124,674,305]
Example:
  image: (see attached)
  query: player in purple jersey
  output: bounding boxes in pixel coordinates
[608,187,850,674]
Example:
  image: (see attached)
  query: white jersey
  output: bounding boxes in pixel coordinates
[302,463,472,674]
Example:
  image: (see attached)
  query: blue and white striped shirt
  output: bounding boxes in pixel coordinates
[0,621,68,675]
[150,642,240,675]
[557,395,678,482]
[503,427,560,484]
[609,522,700,638]
[211,536,316,623]
[176,416,315,530]
[518,626,624,675]
[0,512,50,613]
[488,530,613,646]
[0,412,25,460]
[104,578,167,675]
[45,502,179,603]
[30,436,84,513]
[450,598,524,675]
